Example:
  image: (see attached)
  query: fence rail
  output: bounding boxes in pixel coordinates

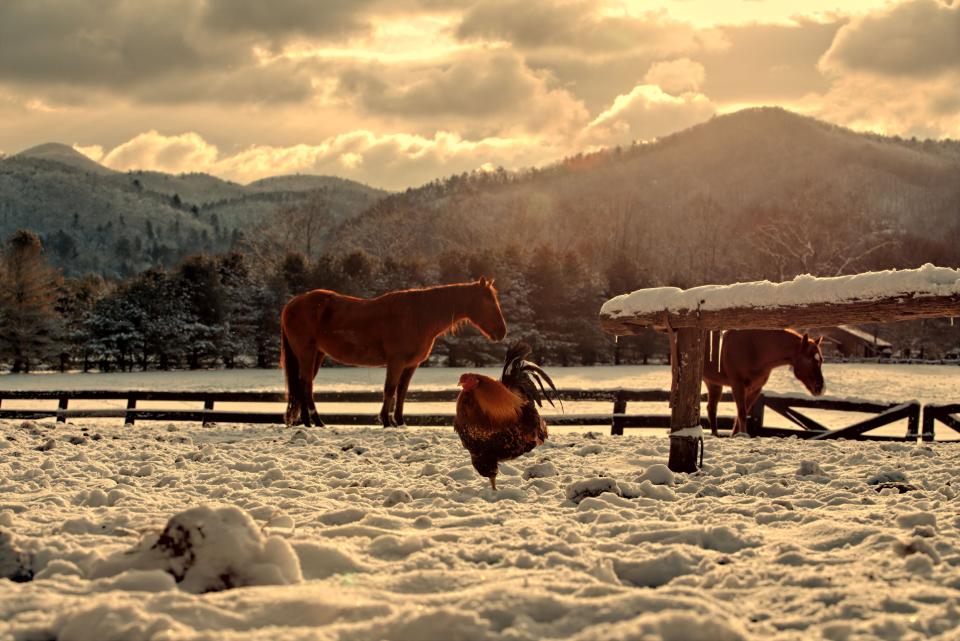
[0,388,954,441]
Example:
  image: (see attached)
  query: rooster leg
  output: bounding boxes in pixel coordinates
[489,476,497,491]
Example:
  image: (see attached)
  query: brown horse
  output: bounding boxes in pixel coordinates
[703,329,825,437]
[280,277,507,428]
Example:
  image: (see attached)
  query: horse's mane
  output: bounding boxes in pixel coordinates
[443,317,470,337]
[377,280,495,299]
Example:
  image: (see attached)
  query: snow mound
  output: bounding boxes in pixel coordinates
[92,504,302,593]
[639,464,675,485]
[0,529,32,582]
[565,477,621,504]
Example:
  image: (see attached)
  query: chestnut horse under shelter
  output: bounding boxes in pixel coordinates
[704,329,825,436]
[281,277,507,427]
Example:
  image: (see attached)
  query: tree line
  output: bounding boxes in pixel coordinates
[0,229,667,373]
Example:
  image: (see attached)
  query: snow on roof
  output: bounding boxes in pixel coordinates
[835,325,893,348]
[601,264,960,319]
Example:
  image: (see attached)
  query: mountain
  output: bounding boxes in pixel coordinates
[0,148,388,277]
[330,108,960,284]
[14,143,115,175]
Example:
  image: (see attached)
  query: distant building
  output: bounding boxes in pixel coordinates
[816,325,893,358]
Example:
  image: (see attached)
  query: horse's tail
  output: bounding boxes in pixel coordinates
[280,323,302,426]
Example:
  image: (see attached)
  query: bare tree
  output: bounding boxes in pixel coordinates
[0,230,63,372]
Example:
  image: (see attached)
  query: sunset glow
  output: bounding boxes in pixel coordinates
[0,0,956,189]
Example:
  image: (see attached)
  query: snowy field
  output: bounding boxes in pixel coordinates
[2,365,959,641]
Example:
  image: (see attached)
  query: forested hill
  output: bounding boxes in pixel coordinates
[331,107,960,286]
[0,144,387,277]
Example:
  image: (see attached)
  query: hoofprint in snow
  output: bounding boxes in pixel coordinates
[2,418,960,641]
[600,263,960,318]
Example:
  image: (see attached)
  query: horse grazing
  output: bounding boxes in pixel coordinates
[280,277,507,428]
[703,329,825,437]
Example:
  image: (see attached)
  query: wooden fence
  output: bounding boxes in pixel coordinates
[1,388,956,441]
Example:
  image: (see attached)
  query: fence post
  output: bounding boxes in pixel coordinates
[202,397,215,427]
[125,395,137,426]
[747,394,764,436]
[668,327,706,473]
[56,396,69,423]
[906,403,920,441]
[611,391,626,436]
[921,406,935,442]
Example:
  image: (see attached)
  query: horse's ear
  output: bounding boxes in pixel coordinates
[478,276,489,287]
[801,333,810,345]
[815,336,824,346]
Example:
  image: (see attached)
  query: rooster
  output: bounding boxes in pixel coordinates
[454,342,560,490]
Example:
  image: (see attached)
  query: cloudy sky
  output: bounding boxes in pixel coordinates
[0,0,957,189]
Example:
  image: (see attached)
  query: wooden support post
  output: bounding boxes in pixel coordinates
[611,391,627,436]
[125,396,137,425]
[56,396,68,423]
[202,398,215,427]
[906,404,921,441]
[921,407,935,442]
[668,327,706,473]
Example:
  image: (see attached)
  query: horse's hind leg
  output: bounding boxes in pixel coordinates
[298,349,319,428]
[393,365,418,427]
[706,383,722,437]
[306,352,325,427]
[380,362,404,427]
[731,381,749,436]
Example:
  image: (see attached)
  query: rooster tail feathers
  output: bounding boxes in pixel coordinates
[501,341,533,381]
[500,341,563,412]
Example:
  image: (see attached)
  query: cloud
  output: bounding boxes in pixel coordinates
[819,0,960,78]
[73,144,104,163]
[202,0,377,42]
[699,19,839,102]
[456,0,715,55]
[0,0,327,106]
[95,129,565,190]
[806,72,960,139]
[806,0,960,139]
[583,84,715,145]
[102,132,220,174]
[338,51,588,135]
[644,58,705,94]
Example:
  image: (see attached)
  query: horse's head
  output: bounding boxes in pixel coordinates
[467,276,507,341]
[792,333,825,396]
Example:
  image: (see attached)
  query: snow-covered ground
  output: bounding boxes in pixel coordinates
[2,365,959,640]
[2,419,959,640]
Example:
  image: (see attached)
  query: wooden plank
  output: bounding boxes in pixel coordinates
[600,293,960,334]
[763,395,901,413]
[0,388,735,404]
[56,396,68,423]
[779,407,827,432]
[810,403,919,440]
[926,405,960,435]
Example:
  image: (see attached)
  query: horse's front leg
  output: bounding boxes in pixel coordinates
[706,383,722,437]
[393,365,418,427]
[743,387,763,436]
[380,362,404,427]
